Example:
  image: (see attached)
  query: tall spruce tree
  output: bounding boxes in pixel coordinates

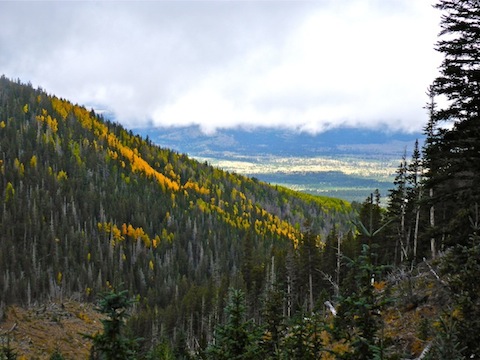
[387,151,409,264]
[297,225,323,313]
[387,140,425,264]
[87,288,140,360]
[206,289,265,360]
[425,0,480,247]
[434,224,480,358]
[357,191,385,264]
[407,139,424,262]
[333,245,389,360]
[424,1,480,357]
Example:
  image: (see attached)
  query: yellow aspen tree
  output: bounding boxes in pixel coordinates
[29,155,37,168]
[57,170,68,181]
[5,182,15,203]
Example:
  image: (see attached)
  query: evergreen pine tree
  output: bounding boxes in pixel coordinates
[407,139,424,262]
[333,245,389,360]
[387,140,425,264]
[424,0,480,247]
[87,288,140,360]
[432,219,480,358]
[280,314,325,360]
[0,334,16,360]
[356,191,386,265]
[297,225,322,313]
[206,288,265,360]
[321,226,341,297]
[386,152,409,264]
[261,284,286,357]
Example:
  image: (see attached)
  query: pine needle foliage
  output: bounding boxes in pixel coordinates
[86,288,140,360]
[206,289,265,360]
[334,245,391,360]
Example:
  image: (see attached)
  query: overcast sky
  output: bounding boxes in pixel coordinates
[0,1,441,134]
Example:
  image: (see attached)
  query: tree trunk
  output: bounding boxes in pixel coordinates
[309,272,313,313]
[430,188,436,259]
[413,188,422,262]
[335,234,341,298]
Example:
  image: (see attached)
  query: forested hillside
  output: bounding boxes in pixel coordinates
[0,75,355,356]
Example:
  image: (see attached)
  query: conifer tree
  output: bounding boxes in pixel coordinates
[280,314,325,360]
[424,0,480,247]
[387,152,409,264]
[333,245,389,360]
[387,141,425,264]
[357,191,385,264]
[432,219,480,358]
[87,288,140,360]
[423,86,442,259]
[261,284,286,357]
[297,224,322,313]
[321,226,341,297]
[407,139,424,261]
[0,333,17,360]
[206,288,264,360]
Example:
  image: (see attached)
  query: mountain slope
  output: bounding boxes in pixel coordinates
[0,76,354,353]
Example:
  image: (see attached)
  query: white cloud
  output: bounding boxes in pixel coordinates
[0,0,441,134]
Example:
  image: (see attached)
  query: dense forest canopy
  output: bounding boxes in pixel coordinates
[1,0,480,358]
[0,74,356,357]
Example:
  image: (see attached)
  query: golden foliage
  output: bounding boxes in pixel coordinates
[48,96,306,248]
[373,281,387,292]
[5,182,15,202]
[14,158,24,176]
[57,170,68,181]
[183,180,210,195]
[318,330,350,359]
[99,221,160,248]
[51,97,181,192]
[36,109,58,133]
[56,272,63,285]
[29,155,37,168]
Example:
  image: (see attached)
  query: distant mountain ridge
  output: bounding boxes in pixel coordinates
[135,125,423,202]
[134,125,423,157]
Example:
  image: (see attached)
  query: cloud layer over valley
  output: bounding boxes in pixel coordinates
[0,1,440,134]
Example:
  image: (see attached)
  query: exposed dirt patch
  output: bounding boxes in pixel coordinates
[0,300,103,359]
